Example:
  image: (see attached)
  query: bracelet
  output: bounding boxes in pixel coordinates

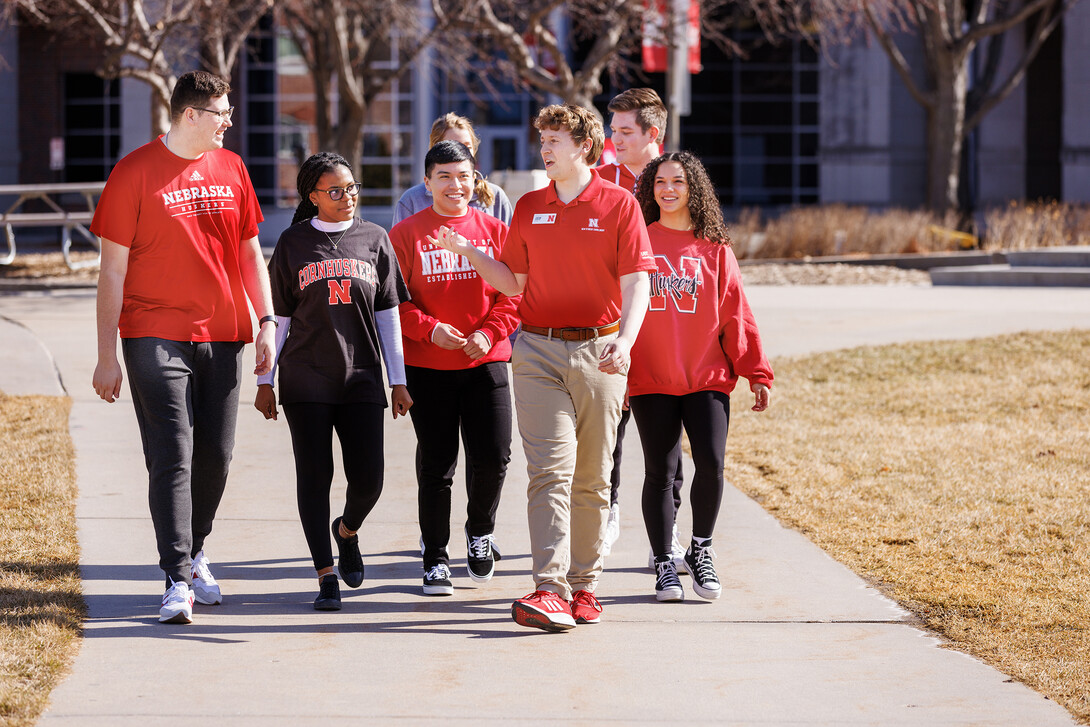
[259,315,278,327]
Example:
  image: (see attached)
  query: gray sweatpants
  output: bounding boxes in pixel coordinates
[122,337,243,587]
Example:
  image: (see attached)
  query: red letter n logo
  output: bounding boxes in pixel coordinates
[328,279,352,305]
[648,255,700,313]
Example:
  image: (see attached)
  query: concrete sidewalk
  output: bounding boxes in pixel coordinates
[3,285,1089,726]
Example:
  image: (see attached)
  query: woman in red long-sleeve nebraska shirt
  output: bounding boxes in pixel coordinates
[389,140,520,596]
[628,151,773,604]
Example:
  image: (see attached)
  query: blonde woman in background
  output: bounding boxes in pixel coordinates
[393,113,513,225]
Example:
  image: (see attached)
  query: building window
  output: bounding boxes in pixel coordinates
[63,73,120,182]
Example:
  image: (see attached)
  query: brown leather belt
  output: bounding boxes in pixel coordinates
[520,321,620,341]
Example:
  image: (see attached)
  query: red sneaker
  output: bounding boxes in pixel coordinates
[570,589,602,624]
[511,590,576,632]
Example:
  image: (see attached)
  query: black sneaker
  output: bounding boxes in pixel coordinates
[654,556,684,602]
[314,574,342,611]
[684,541,722,600]
[331,516,364,588]
[465,528,496,584]
[423,563,454,596]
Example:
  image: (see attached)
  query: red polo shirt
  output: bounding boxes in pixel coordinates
[499,173,655,328]
[594,163,639,194]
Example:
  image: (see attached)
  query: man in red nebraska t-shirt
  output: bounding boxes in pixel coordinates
[91,71,276,625]
[429,104,655,631]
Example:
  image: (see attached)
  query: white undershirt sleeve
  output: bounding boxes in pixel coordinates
[256,315,291,387]
[376,307,407,387]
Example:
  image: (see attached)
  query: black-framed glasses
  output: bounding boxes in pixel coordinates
[191,106,235,121]
[314,183,362,201]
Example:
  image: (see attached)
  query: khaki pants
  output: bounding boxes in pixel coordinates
[511,331,627,600]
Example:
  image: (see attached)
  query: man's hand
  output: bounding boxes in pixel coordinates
[432,323,468,350]
[255,383,279,420]
[751,383,771,412]
[463,331,492,360]
[599,337,632,375]
[92,356,124,403]
[391,384,413,419]
[426,225,473,256]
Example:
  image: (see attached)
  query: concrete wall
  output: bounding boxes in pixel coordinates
[975,27,1027,204]
[819,41,892,205]
[0,24,17,184]
[1063,3,1090,202]
[120,77,153,156]
[819,32,927,208]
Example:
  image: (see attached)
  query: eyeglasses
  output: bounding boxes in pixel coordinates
[314,183,362,201]
[191,106,235,121]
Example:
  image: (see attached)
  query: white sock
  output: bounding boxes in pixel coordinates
[692,536,712,548]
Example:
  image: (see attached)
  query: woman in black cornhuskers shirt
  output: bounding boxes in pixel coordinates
[255,152,412,611]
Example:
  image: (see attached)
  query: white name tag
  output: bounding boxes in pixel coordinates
[532,213,557,224]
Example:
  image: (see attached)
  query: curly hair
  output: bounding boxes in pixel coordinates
[429,113,494,208]
[292,151,353,225]
[635,152,731,246]
[533,104,605,166]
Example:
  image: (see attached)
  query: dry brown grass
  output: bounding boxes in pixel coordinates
[730,202,1090,259]
[724,330,1090,724]
[0,393,83,727]
[984,201,1090,250]
[0,253,98,282]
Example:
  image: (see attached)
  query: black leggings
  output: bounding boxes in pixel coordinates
[611,407,683,512]
[629,390,731,557]
[283,401,385,571]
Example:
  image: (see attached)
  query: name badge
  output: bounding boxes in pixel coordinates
[532,213,557,224]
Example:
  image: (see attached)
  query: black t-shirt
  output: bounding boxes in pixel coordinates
[269,218,409,406]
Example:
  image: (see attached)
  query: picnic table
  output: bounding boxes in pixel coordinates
[0,181,106,271]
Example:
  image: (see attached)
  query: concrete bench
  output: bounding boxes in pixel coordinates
[0,182,106,271]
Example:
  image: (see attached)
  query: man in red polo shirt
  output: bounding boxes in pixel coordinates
[429,104,654,631]
[595,87,666,193]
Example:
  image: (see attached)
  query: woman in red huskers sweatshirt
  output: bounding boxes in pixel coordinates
[628,151,773,604]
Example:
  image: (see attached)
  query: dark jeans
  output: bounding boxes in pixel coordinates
[122,337,243,587]
[629,390,731,557]
[405,362,512,567]
[283,402,385,572]
[611,407,683,514]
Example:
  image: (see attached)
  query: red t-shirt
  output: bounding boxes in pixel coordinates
[499,174,656,328]
[91,138,264,342]
[390,207,519,370]
[628,222,774,397]
[594,163,638,194]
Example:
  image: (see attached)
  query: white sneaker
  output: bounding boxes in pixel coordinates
[191,550,222,605]
[159,579,194,624]
[647,523,688,574]
[601,502,621,556]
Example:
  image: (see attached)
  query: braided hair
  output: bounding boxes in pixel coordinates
[635,151,732,246]
[292,151,353,225]
[429,113,495,208]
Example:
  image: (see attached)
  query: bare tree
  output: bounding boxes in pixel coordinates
[14,0,273,136]
[436,0,805,114]
[854,0,1081,212]
[279,0,460,168]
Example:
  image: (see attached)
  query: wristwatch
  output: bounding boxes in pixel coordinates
[259,315,278,327]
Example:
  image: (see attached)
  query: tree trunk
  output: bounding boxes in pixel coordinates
[151,85,173,138]
[926,48,970,213]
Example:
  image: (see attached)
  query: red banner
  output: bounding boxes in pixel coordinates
[642,0,701,74]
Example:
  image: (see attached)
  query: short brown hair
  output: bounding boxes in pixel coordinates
[607,88,667,139]
[170,71,231,122]
[533,104,605,166]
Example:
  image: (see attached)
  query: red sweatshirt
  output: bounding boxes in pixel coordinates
[628,222,774,397]
[390,207,520,370]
